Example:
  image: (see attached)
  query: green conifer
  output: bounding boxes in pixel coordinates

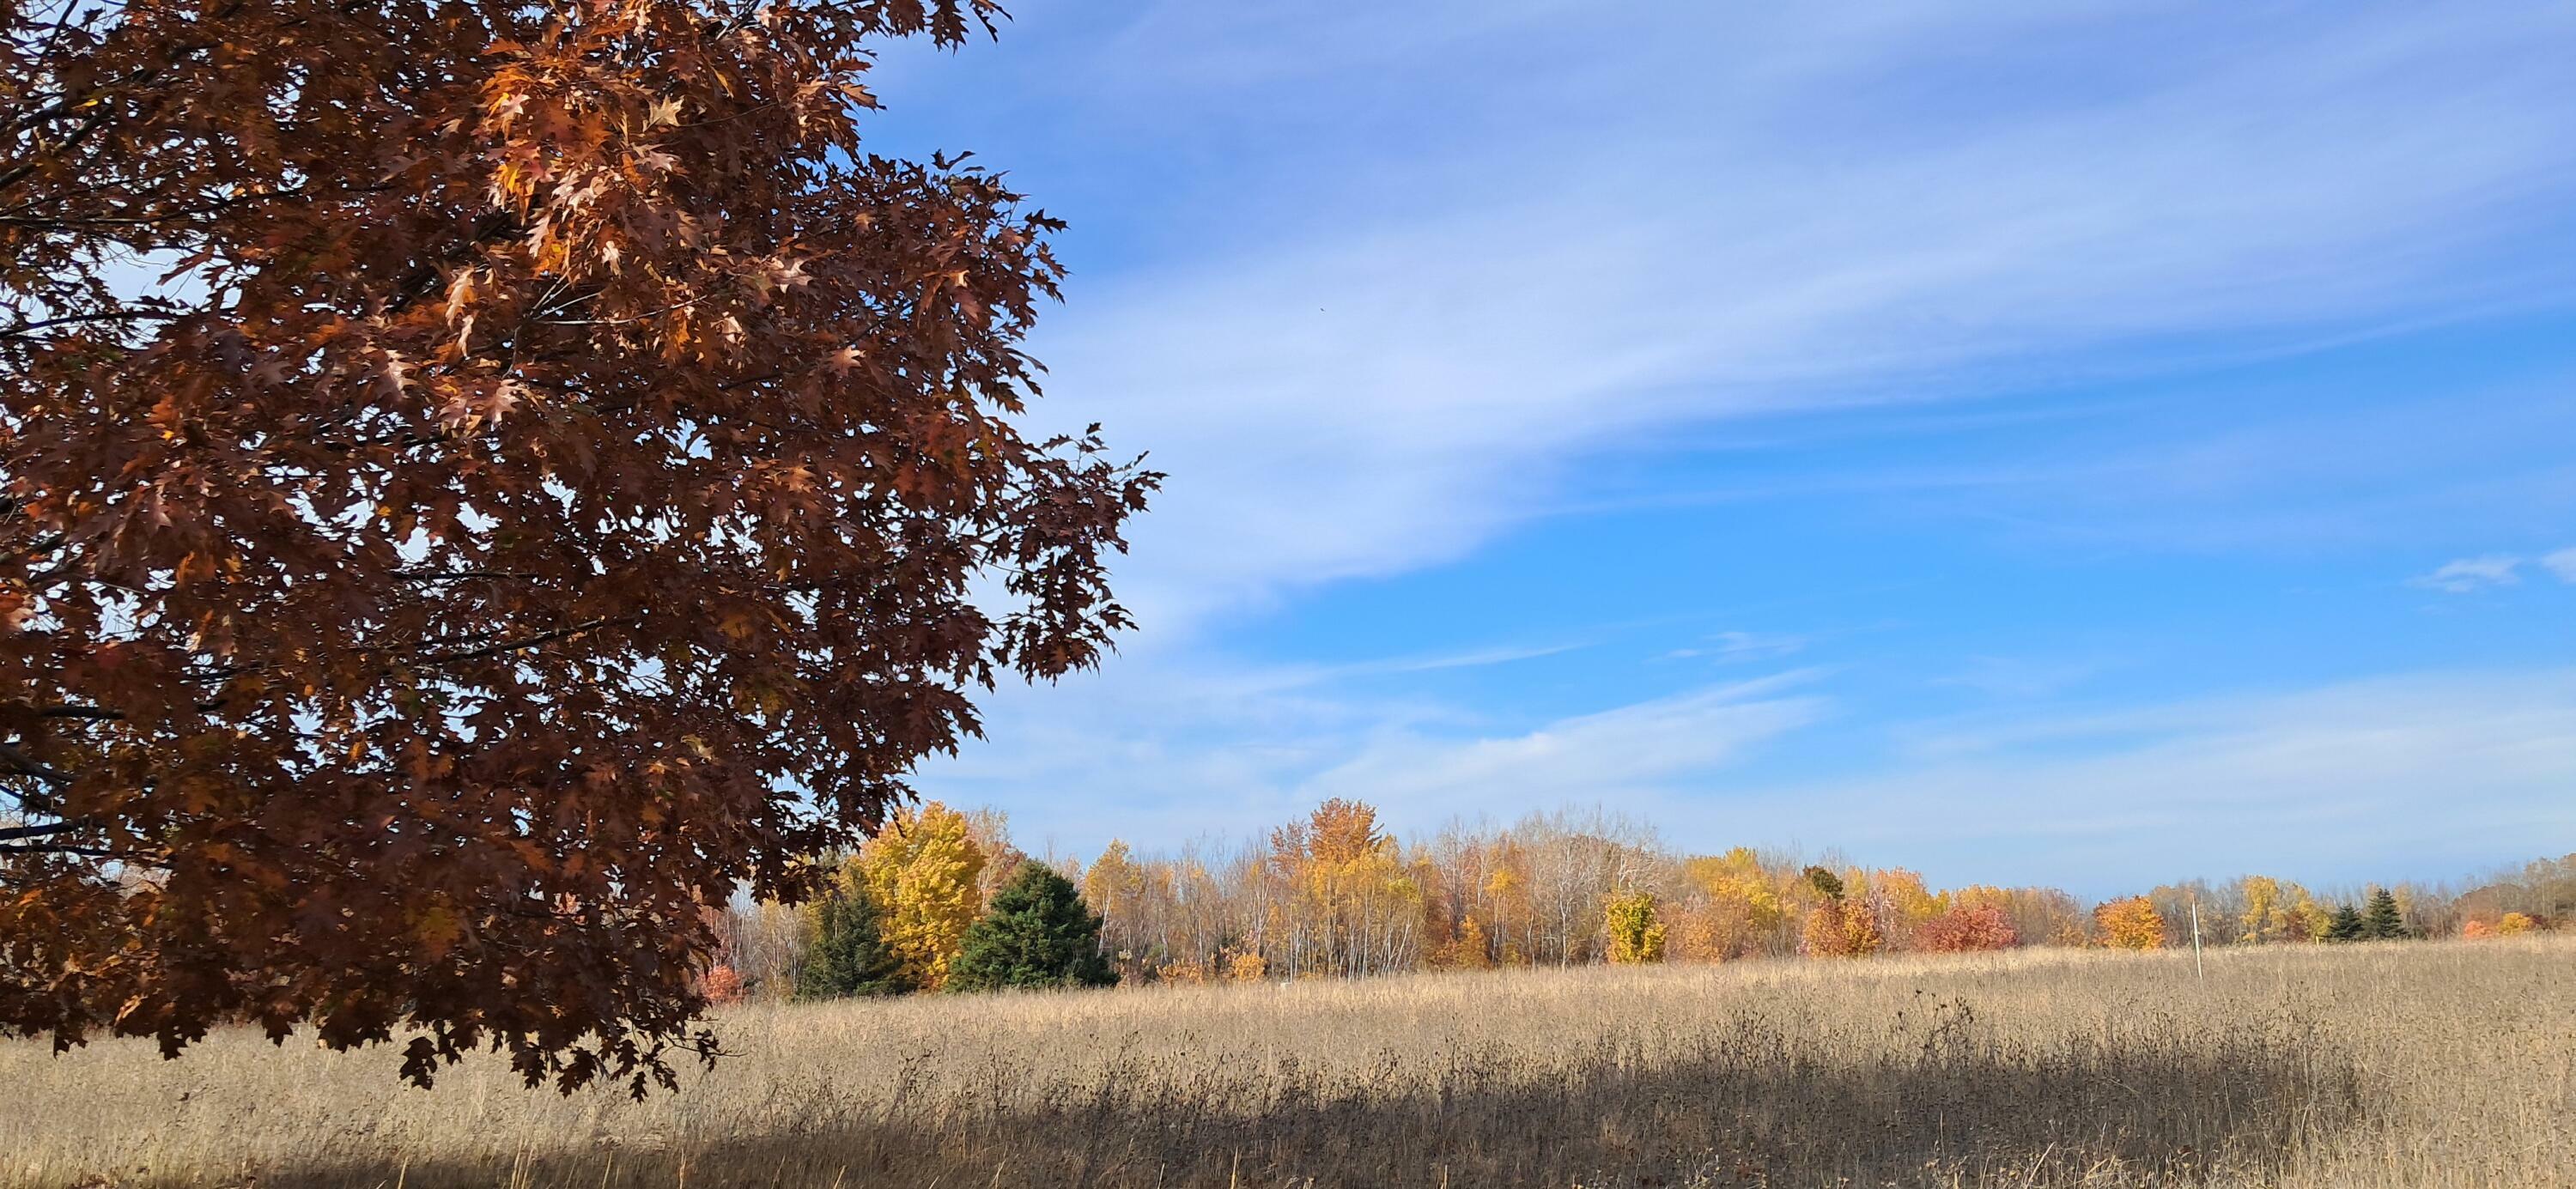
[2326,902,2365,942]
[2362,887,2409,940]
[946,861,1119,992]
[797,885,914,998]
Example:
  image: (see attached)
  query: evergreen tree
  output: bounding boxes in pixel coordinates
[946,862,1119,992]
[2325,902,2366,942]
[796,887,914,999]
[2362,887,2409,940]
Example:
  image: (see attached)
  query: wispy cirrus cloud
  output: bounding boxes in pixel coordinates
[1298,673,1831,830]
[1736,669,2576,894]
[1667,631,1809,664]
[917,648,1827,853]
[2409,547,2576,593]
[895,3,2576,883]
[2409,555,2525,594]
[977,1,2576,624]
[931,657,2576,896]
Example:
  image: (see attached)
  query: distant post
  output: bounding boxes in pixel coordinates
[2190,895,2205,984]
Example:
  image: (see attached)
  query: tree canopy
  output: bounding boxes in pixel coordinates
[0,0,1151,1095]
[851,800,987,990]
[946,861,1115,992]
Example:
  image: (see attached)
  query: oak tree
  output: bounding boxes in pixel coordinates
[0,0,1151,1094]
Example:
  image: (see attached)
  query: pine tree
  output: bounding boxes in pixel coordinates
[796,887,914,999]
[2361,887,2409,940]
[2326,902,2366,942]
[947,862,1120,992]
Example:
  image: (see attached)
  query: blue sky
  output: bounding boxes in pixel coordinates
[881,2,2576,896]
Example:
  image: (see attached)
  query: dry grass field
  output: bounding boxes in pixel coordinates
[3,937,2570,1189]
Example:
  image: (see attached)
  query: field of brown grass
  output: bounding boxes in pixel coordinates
[4,937,2570,1188]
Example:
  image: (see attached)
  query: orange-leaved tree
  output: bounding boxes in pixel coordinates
[1801,895,1883,959]
[0,0,1152,1094]
[1916,901,2018,953]
[2094,896,2169,950]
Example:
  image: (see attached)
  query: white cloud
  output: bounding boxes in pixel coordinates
[894,6,2576,884]
[1298,674,1829,828]
[1727,669,2576,895]
[2409,555,2524,593]
[916,661,1827,853]
[1331,641,1586,678]
[998,3,2576,626]
[1668,631,1809,664]
[926,659,2576,895]
[2542,548,2576,585]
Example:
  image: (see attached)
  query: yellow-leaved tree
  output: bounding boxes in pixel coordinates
[1864,868,1947,947]
[1443,915,1497,970]
[1603,890,1668,963]
[1674,847,1786,961]
[1271,799,1424,978]
[855,802,988,990]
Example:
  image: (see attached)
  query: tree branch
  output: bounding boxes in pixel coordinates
[0,308,181,341]
[416,616,629,665]
[0,741,70,785]
[0,841,128,859]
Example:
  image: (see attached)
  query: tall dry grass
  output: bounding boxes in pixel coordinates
[3,937,2570,1187]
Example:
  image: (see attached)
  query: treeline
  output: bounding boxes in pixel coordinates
[705,798,2576,999]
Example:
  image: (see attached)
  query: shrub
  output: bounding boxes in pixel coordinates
[701,964,748,1005]
[1917,902,2020,953]
[1224,949,1270,982]
[1802,899,1882,958]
